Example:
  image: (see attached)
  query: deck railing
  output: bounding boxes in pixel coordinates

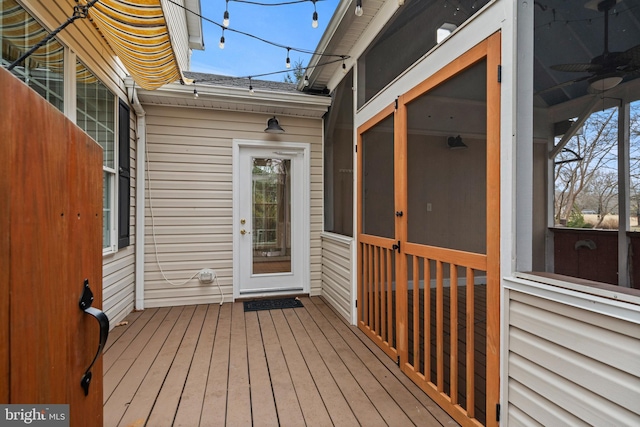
[359,237,492,427]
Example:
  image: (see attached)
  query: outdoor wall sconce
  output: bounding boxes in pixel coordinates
[447,135,467,149]
[265,116,285,134]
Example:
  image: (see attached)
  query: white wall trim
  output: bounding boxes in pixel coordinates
[128,86,146,310]
[505,275,640,323]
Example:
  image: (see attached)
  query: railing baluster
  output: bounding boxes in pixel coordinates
[466,267,476,418]
[387,248,393,347]
[450,264,459,405]
[424,257,431,381]
[436,260,444,392]
[413,254,420,372]
[368,244,374,328]
[374,246,380,334]
[380,247,386,342]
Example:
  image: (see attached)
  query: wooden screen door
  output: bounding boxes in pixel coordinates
[234,141,310,298]
[1,67,106,426]
[357,33,501,427]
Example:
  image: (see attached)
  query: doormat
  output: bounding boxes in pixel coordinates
[243,297,304,312]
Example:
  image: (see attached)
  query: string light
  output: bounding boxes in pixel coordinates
[303,75,309,86]
[249,77,255,94]
[312,0,318,28]
[223,0,230,27]
[193,81,199,98]
[166,0,351,82]
[355,0,363,16]
[398,0,404,5]
[286,48,291,68]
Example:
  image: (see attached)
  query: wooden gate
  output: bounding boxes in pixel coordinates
[357,33,501,427]
[1,67,106,425]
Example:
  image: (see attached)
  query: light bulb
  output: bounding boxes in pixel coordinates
[223,11,229,28]
[219,35,225,49]
[303,76,309,87]
[355,4,363,16]
[193,88,199,99]
[249,85,254,94]
[312,11,318,28]
[286,57,291,69]
[398,0,404,5]
[342,62,347,74]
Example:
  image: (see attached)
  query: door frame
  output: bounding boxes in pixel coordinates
[232,139,311,300]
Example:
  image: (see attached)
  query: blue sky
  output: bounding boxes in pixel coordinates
[189,0,340,82]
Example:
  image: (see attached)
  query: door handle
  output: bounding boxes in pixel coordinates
[79,279,109,396]
[240,229,250,235]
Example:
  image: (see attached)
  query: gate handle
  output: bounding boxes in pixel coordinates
[79,279,109,396]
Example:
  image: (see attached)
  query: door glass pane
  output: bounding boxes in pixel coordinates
[252,158,292,274]
[406,60,487,254]
[362,114,395,238]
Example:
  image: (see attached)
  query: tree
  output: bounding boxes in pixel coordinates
[283,59,305,84]
[554,107,618,225]
[587,170,618,228]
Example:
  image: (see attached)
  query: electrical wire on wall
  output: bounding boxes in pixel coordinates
[144,135,224,305]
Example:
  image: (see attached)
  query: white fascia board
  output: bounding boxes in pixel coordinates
[325,0,400,93]
[300,0,353,91]
[135,79,332,114]
[185,0,204,50]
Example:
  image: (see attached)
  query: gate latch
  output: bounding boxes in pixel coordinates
[392,241,401,253]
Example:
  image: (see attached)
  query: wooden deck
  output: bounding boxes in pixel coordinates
[103,296,460,427]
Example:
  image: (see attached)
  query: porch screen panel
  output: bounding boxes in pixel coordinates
[358,112,398,360]
[357,0,490,108]
[406,60,487,254]
[362,114,395,239]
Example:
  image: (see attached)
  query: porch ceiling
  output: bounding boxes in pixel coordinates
[533,0,640,107]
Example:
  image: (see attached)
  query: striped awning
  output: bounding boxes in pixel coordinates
[87,0,189,90]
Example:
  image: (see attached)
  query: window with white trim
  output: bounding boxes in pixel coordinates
[2,0,130,255]
[76,61,117,252]
[1,0,64,112]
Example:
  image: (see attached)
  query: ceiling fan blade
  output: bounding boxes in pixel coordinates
[550,63,602,73]
[619,44,640,67]
[535,75,591,96]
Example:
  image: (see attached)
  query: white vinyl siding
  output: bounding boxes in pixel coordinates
[504,276,640,426]
[142,105,323,308]
[321,233,352,320]
[21,0,136,329]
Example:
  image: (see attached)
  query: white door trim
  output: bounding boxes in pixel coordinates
[232,139,310,300]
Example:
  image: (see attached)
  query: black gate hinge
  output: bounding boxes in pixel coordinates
[395,98,398,109]
[392,241,401,253]
[497,65,502,83]
[496,403,501,422]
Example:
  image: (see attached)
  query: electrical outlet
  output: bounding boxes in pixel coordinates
[198,269,216,284]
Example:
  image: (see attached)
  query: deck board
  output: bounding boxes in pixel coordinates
[103,297,459,426]
[173,304,219,427]
[200,303,232,426]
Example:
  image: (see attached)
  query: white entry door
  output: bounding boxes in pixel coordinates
[233,141,309,297]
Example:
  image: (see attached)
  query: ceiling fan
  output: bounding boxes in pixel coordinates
[544,0,640,93]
